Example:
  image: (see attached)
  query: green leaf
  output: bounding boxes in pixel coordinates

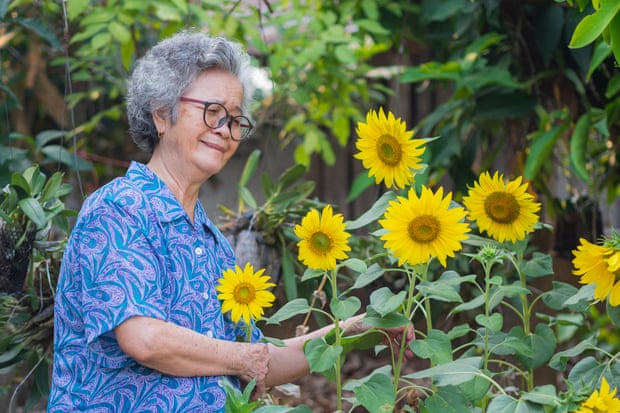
[521,385,559,406]
[35,130,66,148]
[347,171,375,202]
[458,373,491,404]
[348,263,385,291]
[512,324,557,369]
[40,145,93,170]
[569,113,591,183]
[356,19,390,35]
[523,125,564,180]
[542,281,586,311]
[330,296,361,320]
[108,21,132,44]
[239,149,261,189]
[0,0,9,19]
[39,172,64,204]
[548,337,598,371]
[607,301,620,327]
[567,356,604,389]
[304,338,342,373]
[610,12,620,65]
[277,163,308,191]
[405,357,483,386]
[605,72,620,98]
[350,372,395,412]
[266,299,310,325]
[341,258,367,274]
[346,191,396,230]
[237,186,257,210]
[67,0,90,20]
[569,0,620,48]
[14,17,62,50]
[587,40,612,80]
[368,287,406,317]
[475,313,503,332]
[410,329,453,365]
[519,252,554,278]
[487,395,545,413]
[416,271,472,303]
[363,308,409,329]
[18,198,46,228]
[420,387,471,413]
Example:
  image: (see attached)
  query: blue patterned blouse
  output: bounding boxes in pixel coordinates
[47,162,261,412]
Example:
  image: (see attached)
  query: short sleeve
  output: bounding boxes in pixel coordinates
[74,188,168,368]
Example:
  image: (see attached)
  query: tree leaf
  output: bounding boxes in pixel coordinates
[569,113,591,183]
[569,0,620,48]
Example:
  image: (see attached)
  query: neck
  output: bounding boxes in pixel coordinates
[147,157,201,222]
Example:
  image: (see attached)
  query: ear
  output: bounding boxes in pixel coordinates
[152,109,167,135]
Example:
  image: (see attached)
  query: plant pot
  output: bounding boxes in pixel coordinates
[0,221,36,294]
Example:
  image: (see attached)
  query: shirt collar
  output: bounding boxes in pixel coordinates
[125,161,190,224]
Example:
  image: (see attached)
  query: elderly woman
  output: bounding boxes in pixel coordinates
[48,30,413,412]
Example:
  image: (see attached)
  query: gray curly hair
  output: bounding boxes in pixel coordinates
[126,30,256,153]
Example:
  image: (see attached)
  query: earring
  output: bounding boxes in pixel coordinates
[157,130,163,139]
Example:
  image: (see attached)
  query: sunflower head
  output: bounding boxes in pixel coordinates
[572,233,620,306]
[354,107,426,189]
[216,263,276,325]
[294,204,351,270]
[378,186,470,267]
[573,377,620,413]
[462,171,541,243]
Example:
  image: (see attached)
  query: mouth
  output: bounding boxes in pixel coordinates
[200,140,226,153]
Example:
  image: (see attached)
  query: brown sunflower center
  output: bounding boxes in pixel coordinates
[376,134,402,166]
[484,192,520,224]
[310,231,332,254]
[408,215,440,243]
[233,282,256,304]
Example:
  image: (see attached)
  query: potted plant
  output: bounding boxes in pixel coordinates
[0,164,74,411]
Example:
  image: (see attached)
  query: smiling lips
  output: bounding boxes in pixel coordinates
[200,139,226,153]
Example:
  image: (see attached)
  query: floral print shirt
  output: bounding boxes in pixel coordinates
[48,162,260,412]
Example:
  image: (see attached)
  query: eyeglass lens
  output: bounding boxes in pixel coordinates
[203,102,252,141]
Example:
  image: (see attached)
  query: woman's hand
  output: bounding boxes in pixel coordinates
[237,342,271,399]
[382,323,415,360]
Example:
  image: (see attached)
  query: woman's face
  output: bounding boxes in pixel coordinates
[153,68,245,182]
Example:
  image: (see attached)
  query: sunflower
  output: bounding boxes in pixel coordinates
[572,234,620,306]
[379,186,470,267]
[294,204,351,270]
[354,107,426,189]
[462,171,540,243]
[573,377,620,413]
[216,263,276,325]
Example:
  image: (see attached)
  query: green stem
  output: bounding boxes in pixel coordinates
[508,247,534,391]
[329,269,343,412]
[393,266,418,395]
[482,260,492,371]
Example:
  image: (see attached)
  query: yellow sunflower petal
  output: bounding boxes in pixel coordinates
[295,204,351,270]
[354,107,426,189]
[379,186,469,267]
[463,171,541,243]
[215,263,276,324]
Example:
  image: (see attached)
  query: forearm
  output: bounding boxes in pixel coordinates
[265,313,368,387]
[115,316,252,377]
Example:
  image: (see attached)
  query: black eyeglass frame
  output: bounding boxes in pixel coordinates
[179,97,253,141]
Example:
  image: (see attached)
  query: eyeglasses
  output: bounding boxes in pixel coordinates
[179,97,253,141]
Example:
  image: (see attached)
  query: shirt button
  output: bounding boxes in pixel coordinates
[206,330,213,338]
[195,247,203,255]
